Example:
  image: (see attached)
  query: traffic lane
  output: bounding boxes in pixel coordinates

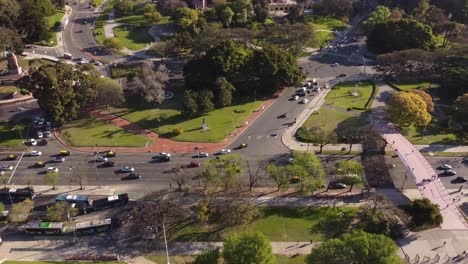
[425,156,468,189]
[299,59,364,79]
[0,100,41,122]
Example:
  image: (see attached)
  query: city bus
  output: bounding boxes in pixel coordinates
[23,221,65,235]
[74,218,112,236]
[0,188,35,204]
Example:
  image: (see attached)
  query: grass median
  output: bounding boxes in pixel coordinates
[325,81,375,112]
[112,25,153,51]
[0,123,27,150]
[389,80,439,91]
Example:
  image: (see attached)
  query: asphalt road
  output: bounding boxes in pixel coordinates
[426,156,468,189]
[0,100,41,122]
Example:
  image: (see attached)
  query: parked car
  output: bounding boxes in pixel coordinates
[35,161,46,168]
[102,161,116,167]
[443,170,456,176]
[301,98,309,104]
[45,131,52,138]
[63,53,73,59]
[219,149,231,155]
[189,161,201,167]
[6,154,16,160]
[13,106,24,112]
[337,73,347,78]
[29,151,42,156]
[455,177,467,183]
[291,95,299,100]
[54,157,65,163]
[198,152,209,158]
[122,173,141,180]
[0,165,13,171]
[440,164,453,170]
[121,166,135,173]
[47,167,59,173]
[96,156,108,162]
[37,131,43,138]
[29,138,37,146]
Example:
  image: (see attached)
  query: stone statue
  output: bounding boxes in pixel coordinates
[7,52,22,75]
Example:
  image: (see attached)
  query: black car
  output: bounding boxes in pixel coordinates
[102,161,116,167]
[337,73,348,78]
[38,139,48,146]
[122,173,141,180]
[455,177,467,183]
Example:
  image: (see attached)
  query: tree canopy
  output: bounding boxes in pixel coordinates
[406,198,443,227]
[387,91,432,127]
[363,6,391,32]
[306,231,401,264]
[223,232,275,264]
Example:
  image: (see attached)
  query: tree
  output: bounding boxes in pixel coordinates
[0,27,23,54]
[171,167,188,191]
[69,166,87,190]
[203,154,244,191]
[413,0,429,19]
[114,0,134,16]
[247,160,262,191]
[172,7,199,32]
[441,67,468,99]
[157,0,187,16]
[290,151,325,192]
[453,93,468,133]
[96,78,125,107]
[218,5,234,28]
[223,232,274,264]
[215,77,235,107]
[266,164,290,191]
[193,249,221,264]
[387,92,432,127]
[16,0,52,43]
[0,202,4,213]
[312,0,353,19]
[359,208,402,239]
[315,128,338,153]
[103,37,123,52]
[181,90,199,117]
[45,201,78,222]
[144,4,162,24]
[439,22,462,48]
[406,198,443,227]
[134,62,169,105]
[367,19,436,54]
[363,6,391,32]
[8,199,34,223]
[218,200,261,227]
[410,90,434,113]
[45,171,59,190]
[0,0,20,29]
[333,160,364,191]
[198,89,215,113]
[307,231,401,264]
[149,41,177,60]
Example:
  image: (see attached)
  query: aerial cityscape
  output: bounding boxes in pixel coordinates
[0,0,467,263]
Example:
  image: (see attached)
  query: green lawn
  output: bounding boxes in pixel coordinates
[170,206,359,242]
[398,117,465,145]
[61,117,153,147]
[302,108,367,133]
[0,123,27,149]
[91,0,105,7]
[0,86,19,93]
[115,15,171,27]
[389,80,439,91]
[305,15,347,31]
[325,81,375,111]
[111,94,263,143]
[146,255,307,264]
[34,10,65,46]
[4,262,124,264]
[310,30,335,48]
[112,25,153,50]
[93,0,116,45]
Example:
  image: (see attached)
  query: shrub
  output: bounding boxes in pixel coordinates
[173,128,184,135]
[233,109,246,113]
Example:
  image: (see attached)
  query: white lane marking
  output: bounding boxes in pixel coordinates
[8,152,24,184]
[256,136,262,139]
[247,136,251,141]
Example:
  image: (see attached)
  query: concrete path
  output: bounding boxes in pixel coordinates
[103,10,121,38]
[370,81,468,230]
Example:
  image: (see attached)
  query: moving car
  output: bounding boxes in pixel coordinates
[29,139,37,146]
[121,166,135,173]
[440,164,452,170]
[54,157,65,163]
[106,151,116,157]
[37,131,43,138]
[337,73,347,78]
[154,152,171,162]
[291,95,299,100]
[6,154,17,160]
[13,106,24,112]
[59,150,71,156]
[455,177,467,183]
[198,152,209,158]
[96,156,108,162]
[63,53,73,59]
[219,149,231,155]
[45,131,52,138]
[189,161,201,167]
[122,173,141,180]
[35,161,46,168]
[301,98,309,104]
[29,151,42,156]
[0,165,13,171]
[47,167,59,173]
[443,170,456,176]
[240,143,248,148]
[102,161,116,167]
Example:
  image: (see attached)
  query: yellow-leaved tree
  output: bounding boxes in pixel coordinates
[387,91,432,127]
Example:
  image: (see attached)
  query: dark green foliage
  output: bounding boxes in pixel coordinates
[215,77,235,107]
[441,67,468,99]
[359,208,403,239]
[367,19,436,54]
[406,198,443,227]
[198,89,215,113]
[223,232,275,264]
[181,90,199,117]
[114,0,134,16]
[192,249,221,264]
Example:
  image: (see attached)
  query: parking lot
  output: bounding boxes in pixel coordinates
[425,156,468,190]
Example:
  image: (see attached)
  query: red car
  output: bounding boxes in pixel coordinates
[189,161,200,167]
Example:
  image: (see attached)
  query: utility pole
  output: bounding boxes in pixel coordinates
[163,222,170,264]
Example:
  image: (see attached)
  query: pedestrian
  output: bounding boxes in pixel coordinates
[444,241,447,246]
[169,183,172,189]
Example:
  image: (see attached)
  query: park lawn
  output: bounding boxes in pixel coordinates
[0,123,27,149]
[115,15,171,27]
[60,117,153,147]
[93,0,116,44]
[170,206,359,242]
[310,30,335,48]
[389,80,439,91]
[4,262,125,264]
[398,117,465,145]
[302,108,368,135]
[113,100,263,143]
[113,25,153,50]
[37,10,65,46]
[305,15,347,31]
[0,86,19,93]
[325,81,375,112]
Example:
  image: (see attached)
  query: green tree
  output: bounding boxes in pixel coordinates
[218,200,261,227]
[8,199,34,223]
[16,0,51,42]
[333,160,364,191]
[181,90,199,117]
[0,27,23,54]
[0,202,4,213]
[307,231,401,264]
[407,198,443,227]
[103,37,123,52]
[198,89,215,113]
[144,4,162,24]
[114,0,134,16]
[172,7,199,32]
[363,6,391,32]
[223,232,275,264]
[45,201,78,222]
[290,151,325,192]
[441,67,468,99]
[387,91,432,127]
[218,5,234,28]
[192,249,221,264]
[314,128,337,153]
[266,164,290,191]
[205,154,243,190]
[367,19,436,54]
[45,171,59,190]
[96,78,125,107]
[453,93,468,134]
[0,0,20,29]
[413,0,429,19]
[215,77,235,107]
[359,208,402,239]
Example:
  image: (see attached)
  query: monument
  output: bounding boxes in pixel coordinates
[7,52,22,75]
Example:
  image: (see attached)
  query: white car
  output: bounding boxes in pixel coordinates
[47,167,59,173]
[96,156,108,162]
[29,139,37,146]
[45,131,52,138]
[13,106,25,112]
[301,98,309,104]
[37,131,43,138]
[440,164,453,170]
[0,165,13,171]
[121,166,135,172]
[29,151,42,156]
[198,152,209,158]
[220,149,231,155]
[292,95,299,100]
[54,157,65,163]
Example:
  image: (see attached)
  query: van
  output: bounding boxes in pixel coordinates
[64,53,73,59]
